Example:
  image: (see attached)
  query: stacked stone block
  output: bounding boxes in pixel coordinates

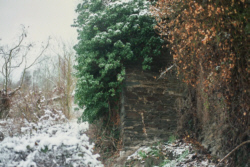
[120,67,183,150]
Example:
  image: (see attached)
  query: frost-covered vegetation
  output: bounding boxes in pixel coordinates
[125,139,218,167]
[0,109,103,167]
[73,0,162,123]
[0,30,102,166]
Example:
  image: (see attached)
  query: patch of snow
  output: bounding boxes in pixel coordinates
[126,140,217,167]
[139,9,149,16]
[0,110,103,167]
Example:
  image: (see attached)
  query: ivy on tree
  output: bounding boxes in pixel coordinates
[73,0,162,123]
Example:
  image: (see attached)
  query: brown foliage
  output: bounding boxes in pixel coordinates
[152,0,250,165]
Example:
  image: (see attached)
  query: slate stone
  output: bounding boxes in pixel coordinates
[120,62,180,149]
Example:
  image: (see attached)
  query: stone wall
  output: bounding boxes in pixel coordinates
[118,53,250,166]
[120,60,186,150]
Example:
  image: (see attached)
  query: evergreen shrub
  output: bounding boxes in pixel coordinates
[73,0,162,123]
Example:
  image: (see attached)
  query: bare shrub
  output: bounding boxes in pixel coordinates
[0,89,68,137]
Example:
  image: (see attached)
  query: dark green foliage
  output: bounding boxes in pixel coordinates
[41,146,49,153]
[73,0,162,122]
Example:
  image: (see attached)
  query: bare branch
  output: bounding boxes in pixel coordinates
[44,77,57,86]
[8,33,25,56]
[216,140,250,167]
[7,86,21,97]
[25,38,50,70]
[18,38,50,87]
[0,27,49,94]
[9,52,27,69]
[157,63,177,81]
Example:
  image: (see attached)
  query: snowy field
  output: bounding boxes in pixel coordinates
[0,109,103,167]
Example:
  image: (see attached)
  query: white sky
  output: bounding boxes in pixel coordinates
[0,0,80,44]
[0,0,81,83]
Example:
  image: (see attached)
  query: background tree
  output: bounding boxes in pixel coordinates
[20,71,32,91]
[28,41,76,119]
[0,28,49,119]
[53,41,76,118]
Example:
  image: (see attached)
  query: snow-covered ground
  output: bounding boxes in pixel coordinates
[0,109,103,167]
[126,140,218,167]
